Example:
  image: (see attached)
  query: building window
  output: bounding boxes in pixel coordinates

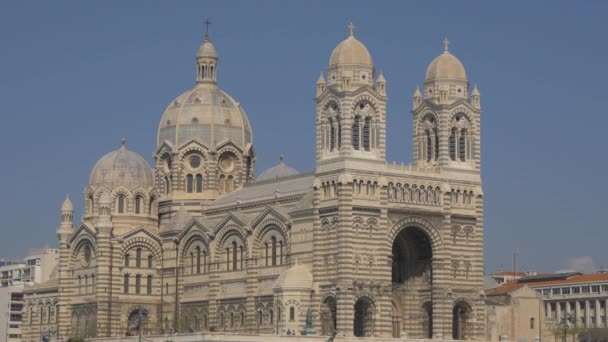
[582,286,590,293]
[530,317,535,329]
[352,116,360,150]
[232,241,238,271]
[165,283,169,294]
[573,287,580,294]
[271,236,277,266]
[147,275,153,295]
[552,288,561,295]
[196,174,203,193]
[591,285,600,293]
[118,194,125,213]
[136,248,142,268]
[289,307,295,321]
[147,255,153,269]
[602,285,608,292]
[135,274,141,294]
[135,196,142,214]
[124,274,129,294]
[363,117,371,151]
[196,247,201,274]
[125,254,130,267]
[562,287,570,295]
[186,174,194,193]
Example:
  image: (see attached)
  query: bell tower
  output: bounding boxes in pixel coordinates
[315,24,387,166]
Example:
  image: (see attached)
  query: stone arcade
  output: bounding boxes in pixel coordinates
[23,26,485,340]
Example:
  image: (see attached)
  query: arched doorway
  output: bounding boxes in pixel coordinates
[353,297,374,337]
[320,297,337,336]
[392,227,432,284]
[452,301,472,340]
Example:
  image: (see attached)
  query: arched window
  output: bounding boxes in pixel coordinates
[124,274,129,294]
[196,246,201,274]
[226,175,234,193]
[77,276,82,295]
[88,194,94,215]
[329,117,335,151]
[164,176,170,194]
[240,246,244,269]
[271,236,277,266]
[278,307,281,323]
[210,65,214,79]
[220,313,225,329]
[125,253,130,267]
[118,195,125,213]
[135,274,141,294]
[449,128,457,161]
[136,248,142,268]
[135,196,142,214]
[232,241,238,271]
[279,240,283,264]
[459,129,467,161]
[40,306,44,325]
[186,174,194,193]
[203,251,207,273]
[218,175,226,194]
[230,312,234,328]
[147,254,153,269]
[195,174,203,193]
[269,309,274,325]
[258,310,263,327]
[363,117,371,151]
[289,307,295,321]
[190,252,194,274]
[352,116,360,150]
[530,317,535,329]
[240,312,245,327]
[147,275,153,295]
[265,242,269,266]
[226,248,230,270]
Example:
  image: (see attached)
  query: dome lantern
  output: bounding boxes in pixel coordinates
[196,19,219,84]
[60,195,73,229]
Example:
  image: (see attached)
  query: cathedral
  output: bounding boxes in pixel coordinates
[23,25,485,340]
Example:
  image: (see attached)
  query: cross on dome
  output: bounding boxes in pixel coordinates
[204,18,211,40]
[443,37,450,52]
[348,22,355,37]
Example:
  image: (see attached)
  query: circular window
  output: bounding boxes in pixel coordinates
[361,74,366,80]
[189,156,201,169]
[219,154,235,173]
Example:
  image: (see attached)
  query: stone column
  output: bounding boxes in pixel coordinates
[565,301,571,317]
[595,299,601,328]
[556,301,562,321]
[575,301,581,326]
[546,302,552,319]
[585,300,590,328]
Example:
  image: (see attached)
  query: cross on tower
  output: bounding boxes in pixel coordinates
[204,18,211,39]
[443,37,450,51]
[348,22,355,36]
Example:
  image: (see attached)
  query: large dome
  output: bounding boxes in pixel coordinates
[157,84,253,149]
[89,141,154,190]
[329,35,373,69]
[425,50,467,82]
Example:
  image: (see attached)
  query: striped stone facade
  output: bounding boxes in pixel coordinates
[22,26,485,341]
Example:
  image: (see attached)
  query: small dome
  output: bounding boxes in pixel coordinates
[425,50,467,82]
[329,35,373,69]
[197,38,217,59]
[273,261,313,291]
[256,155,299,182]
[89,140,154,190]
[61,195,73,212]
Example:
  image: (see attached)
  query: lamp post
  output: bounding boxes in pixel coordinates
[559,314,572,342]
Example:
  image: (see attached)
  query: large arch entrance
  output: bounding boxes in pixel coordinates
[392,226,432,283]
[320,297,337,336]
[452,301,472,340]
[391,226,433,338]
[127,308,150,336]
[353,297,374,337]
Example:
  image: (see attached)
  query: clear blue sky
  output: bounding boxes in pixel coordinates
[1,1,606,274]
